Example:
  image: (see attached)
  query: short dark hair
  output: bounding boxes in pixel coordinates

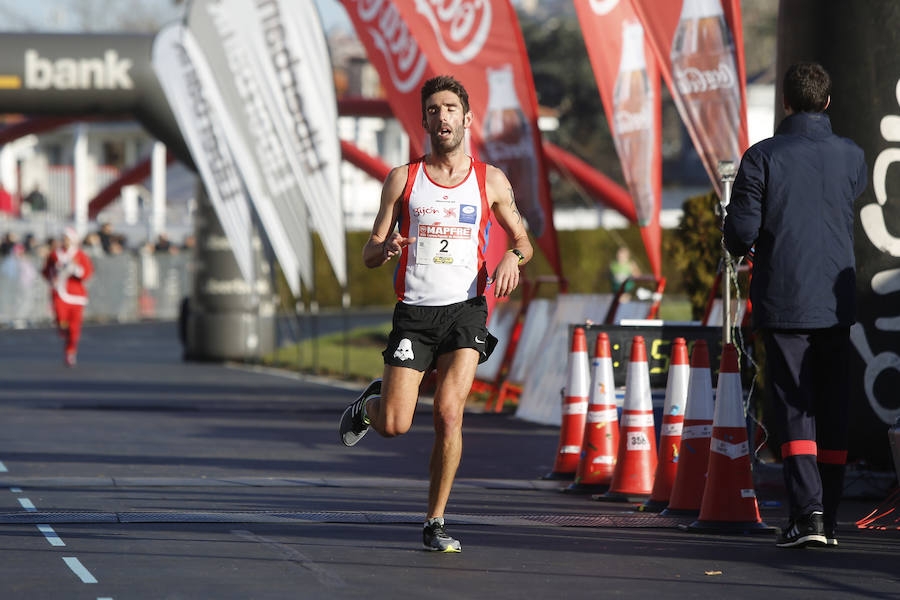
[420,75,470,120]
[783,62,831,113]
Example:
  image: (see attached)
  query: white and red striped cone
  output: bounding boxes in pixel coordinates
[641,338,689,511]
[543,327,590,480]
[566,332,619,493]
[597,336,657,502]
[663,340,715,516]
[689,343,772,532]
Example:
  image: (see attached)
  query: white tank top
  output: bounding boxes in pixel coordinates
[394,156,491,306]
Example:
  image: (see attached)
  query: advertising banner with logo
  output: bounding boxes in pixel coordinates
[629,0,748,200]
[341,0,563,284]
[574,0,662,278]
[152,24,256,286]
[185,0,349,295]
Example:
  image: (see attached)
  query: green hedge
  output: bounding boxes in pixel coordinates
[279,225,700,309]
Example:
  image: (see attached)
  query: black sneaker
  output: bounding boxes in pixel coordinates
[824,522,838,547]
[776,511,827,548]
[423,520,461,553]
[339,379,381,447]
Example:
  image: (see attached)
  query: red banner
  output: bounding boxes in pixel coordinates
[630,0,749,199]
[341,0,563,285]
[574,0,662,278]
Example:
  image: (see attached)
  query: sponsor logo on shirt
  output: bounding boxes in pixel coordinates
[414,206,441,217]
[419,225,471,239]
[459,204,477,224]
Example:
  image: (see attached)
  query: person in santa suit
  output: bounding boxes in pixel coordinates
[42,227,94,366]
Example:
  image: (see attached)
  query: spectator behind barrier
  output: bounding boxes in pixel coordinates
[23,187,48,213]
[0,185,14,215]
[154,232,179,255]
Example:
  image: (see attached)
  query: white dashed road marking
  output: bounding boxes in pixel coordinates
[62,557,98,584]
[37,524,66,547]
[18,497,37,512]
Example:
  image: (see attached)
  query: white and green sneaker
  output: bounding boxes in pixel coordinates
[339,379,381,447]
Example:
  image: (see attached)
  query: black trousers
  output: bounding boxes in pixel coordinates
[763,327,850,523]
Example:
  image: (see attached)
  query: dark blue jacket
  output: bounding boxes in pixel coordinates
[723,112,867,329]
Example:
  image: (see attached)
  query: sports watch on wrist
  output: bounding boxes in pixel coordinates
[508,248,525,264]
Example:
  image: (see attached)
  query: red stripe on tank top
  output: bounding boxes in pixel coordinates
[475,160,489,296]
[394,159,420,301]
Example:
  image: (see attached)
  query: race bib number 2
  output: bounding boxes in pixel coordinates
[416,224,472,267]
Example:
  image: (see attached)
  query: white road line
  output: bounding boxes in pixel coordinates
[0,461,7,472]
[10,487,21,493]
[62,557,98,584]
[37,524,65,547]
[18,498,36,512]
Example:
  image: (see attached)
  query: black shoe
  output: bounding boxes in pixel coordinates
[776,511,827,548]
[824,521,838,547]
[423,520,461,553]
[339,379,381,447]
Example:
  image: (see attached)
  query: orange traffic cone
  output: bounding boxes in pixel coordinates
[689,343,772,532]
[543,327,590,480]
[663,340,715,516]
[566,332,619,493]
[640,338,689,511]
[597,336,657,502]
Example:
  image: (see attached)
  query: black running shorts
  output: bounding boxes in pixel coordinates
[383,296,498,372]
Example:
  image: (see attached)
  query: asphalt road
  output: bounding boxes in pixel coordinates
[0,322,897,599]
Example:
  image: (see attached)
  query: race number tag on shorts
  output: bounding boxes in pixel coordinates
[416,224,472,267]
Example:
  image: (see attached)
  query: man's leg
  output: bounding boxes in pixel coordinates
[765,330,821,517]
[427,348,479,519]
[765,330,827,548]
[366,364,424,437]
[66,304,84,358]
[52,296,67,339]
[813,327,851,544]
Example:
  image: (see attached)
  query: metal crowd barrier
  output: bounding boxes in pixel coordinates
[0,251,193,327]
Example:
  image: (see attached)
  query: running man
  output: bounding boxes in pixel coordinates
[339,75,533,552]
[42,227,94,366]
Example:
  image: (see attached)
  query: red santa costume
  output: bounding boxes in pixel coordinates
[42,228,93,366]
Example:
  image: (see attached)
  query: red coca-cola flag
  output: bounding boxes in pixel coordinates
[629,0,749,199]
[574,0,663,279]
[341,0,563,288]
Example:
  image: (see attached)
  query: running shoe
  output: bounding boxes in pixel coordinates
[339,379,381,447]
[423,520,461,553]
[824,521,838,547]
[776,511,827,548]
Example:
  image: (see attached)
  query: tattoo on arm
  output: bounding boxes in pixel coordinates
[507,187,521,224]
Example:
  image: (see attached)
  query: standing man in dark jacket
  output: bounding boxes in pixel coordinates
[724,62,867,549]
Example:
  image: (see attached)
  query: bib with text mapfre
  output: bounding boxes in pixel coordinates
[394,157,490,306]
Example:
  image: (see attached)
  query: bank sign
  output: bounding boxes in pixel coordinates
[0,49,134,90]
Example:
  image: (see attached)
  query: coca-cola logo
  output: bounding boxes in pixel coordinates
[674,61,736,95]
[414,0,491,65]
[614,106,651,135]
[352,0,427,93]
[588,0,620,15]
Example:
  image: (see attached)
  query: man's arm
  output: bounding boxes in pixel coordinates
[362,166,417,269]
[486,165,533,297]
[723,149,765,257]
